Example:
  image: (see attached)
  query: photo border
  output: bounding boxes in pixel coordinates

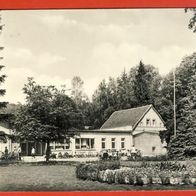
[0,0,196,195]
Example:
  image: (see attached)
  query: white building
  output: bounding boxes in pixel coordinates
[50,104,167,156]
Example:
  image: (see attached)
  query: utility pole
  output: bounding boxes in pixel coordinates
[173,68,176,138]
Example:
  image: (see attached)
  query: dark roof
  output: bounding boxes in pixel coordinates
[100,105,152,130]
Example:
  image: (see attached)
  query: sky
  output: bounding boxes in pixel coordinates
[0,9,196,104]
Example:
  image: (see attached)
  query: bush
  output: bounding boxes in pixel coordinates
[76,160,196,186]
[0,152,18,161]
[104,169,116,184]
[76,161,119,181]
[76,163,99,181]
[98,161,120,171]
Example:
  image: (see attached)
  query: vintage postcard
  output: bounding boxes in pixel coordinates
[0,1,196,195]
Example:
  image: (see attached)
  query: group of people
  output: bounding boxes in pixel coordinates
[101,145,141,161]
[4,146,36,160]
[4,146,22,160]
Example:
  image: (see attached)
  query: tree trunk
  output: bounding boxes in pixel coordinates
[45,140,50,162]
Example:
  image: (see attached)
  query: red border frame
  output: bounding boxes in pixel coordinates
[0,0,196,9]
[0,0,196,196]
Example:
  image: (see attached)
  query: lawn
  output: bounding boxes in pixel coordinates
[0,163,196,191]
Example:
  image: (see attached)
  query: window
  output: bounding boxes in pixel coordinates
[65,139,70,149]
[121,138,125,149]
[75,138,95,149]
[140,121,143,126]
[101,138,106,149]
[152,146,156,152]
[111,138,116,149]
[152,119,156,127]
[90,139,95,149]
[75,138,80,149]
[54,140,65,150]
[146,119,151,126]
[55,145,64,150]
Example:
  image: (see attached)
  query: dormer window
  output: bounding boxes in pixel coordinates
[146,119,151,126]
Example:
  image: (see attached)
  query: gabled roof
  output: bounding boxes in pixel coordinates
[100,105,152,130]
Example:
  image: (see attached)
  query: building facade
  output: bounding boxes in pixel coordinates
[0,104,167,157]
[49,104,167,157]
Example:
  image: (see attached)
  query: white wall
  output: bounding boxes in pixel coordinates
[134,107,166,134]
[71,131,133,152]
[133,132,166,156]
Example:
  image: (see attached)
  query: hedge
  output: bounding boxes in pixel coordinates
[76,162,196,186]
[76,161,120,181]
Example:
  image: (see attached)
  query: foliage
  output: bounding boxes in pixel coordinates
[14,78,83,161]
[0,15,8,123]
[76,161,120,180]
[76,161,196,186]
[167,53,196,159]
[127,155,168,162]
[91,61,162,128]
[185,8,196,32]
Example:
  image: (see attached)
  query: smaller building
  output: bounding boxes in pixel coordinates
[0,122,19,156]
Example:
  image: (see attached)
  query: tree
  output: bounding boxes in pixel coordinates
[132,61,162,107]
[71,76,91,127]
[0,15,7,119]
[71,76,88,106]
[167,53,196,159]
[185,8,196,32]
[14,78,83,161]
[116,70,134,109]
[92,80,110,128]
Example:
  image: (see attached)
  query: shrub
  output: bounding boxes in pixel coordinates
[50,153,56,159]
[97,170,105,182]
[76,161,119,181]
[98,161,120,171]
[114,169,127,184]
[76,161,196,186]
[77,163,99,181]
[127,155,168,162]
[104,169,116,184]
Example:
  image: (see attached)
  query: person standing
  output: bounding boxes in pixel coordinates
[4,146,8,159]
[17,146,22,161]
[130,145,137,160]
[31,147,35,158]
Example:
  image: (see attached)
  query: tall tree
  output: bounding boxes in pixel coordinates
[71,76,90,127]
[133,61,150,106]
[0,14,7,116]
[116,70,134,109]
[167,53,196,159]
[14,78,83,161]
[71,76,88,106]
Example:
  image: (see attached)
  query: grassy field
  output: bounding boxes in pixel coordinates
[0,163,196,191]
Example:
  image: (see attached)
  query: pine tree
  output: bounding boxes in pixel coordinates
[116,70,134,109]
[133,61,151,106]
[168,53,196,159]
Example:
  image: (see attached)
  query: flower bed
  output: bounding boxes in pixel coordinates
[76,161,196,186]
[76,161,120,181]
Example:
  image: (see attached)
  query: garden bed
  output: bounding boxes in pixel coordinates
[76,161,196,186]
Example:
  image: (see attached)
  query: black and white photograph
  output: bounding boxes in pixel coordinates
[0,8,196,191]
